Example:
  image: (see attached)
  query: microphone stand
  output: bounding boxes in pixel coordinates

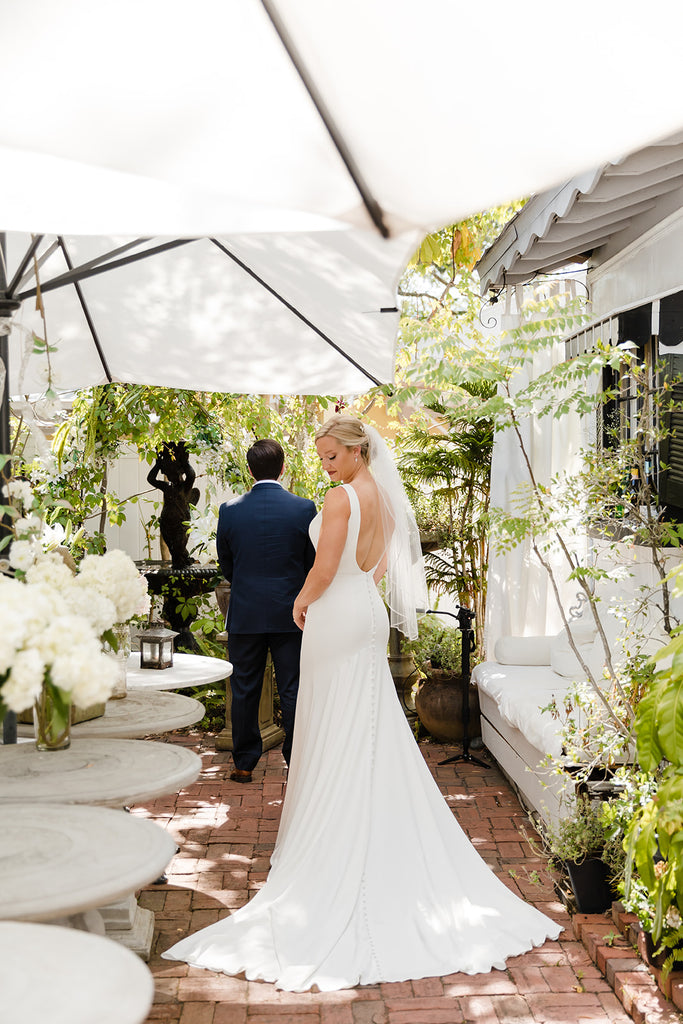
[425,607,489,769]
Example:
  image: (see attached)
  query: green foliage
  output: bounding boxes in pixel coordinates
[404,617,462,675]
[543,795,608,864]
[622,620,683,950]
[14,385,333,549]
[636,608,683,772]
[397,390,493,651]
[624,766,683,945]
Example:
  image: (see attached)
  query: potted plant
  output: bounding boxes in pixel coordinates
[406,617,480,742]
[544,794,613,913]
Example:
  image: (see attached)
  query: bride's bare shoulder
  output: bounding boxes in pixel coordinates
[322,485,350,515]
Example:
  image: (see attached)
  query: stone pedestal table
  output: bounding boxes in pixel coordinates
[0,737,201,809]
[16,690,205,740]
[0,920,154,1024]
[126,651,231,691]
[0,803,175,923]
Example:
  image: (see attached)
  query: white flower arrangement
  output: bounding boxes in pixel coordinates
[188,505,219,566]
[76,548,150,622]
[0,477,150,719]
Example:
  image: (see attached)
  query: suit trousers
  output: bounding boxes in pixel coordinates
[228,631,303,770]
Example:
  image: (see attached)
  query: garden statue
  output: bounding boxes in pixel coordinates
[147,441,200,568]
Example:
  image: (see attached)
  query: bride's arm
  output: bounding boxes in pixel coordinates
[292,487,349,629]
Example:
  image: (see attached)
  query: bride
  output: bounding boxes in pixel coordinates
[162,414,560,991]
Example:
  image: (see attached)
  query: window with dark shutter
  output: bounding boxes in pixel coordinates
[659,291,683,348]
[657,354,683,511]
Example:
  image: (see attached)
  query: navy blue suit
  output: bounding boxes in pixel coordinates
[216,481,316,769]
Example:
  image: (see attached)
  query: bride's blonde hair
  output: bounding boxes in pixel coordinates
[315,414,370,465]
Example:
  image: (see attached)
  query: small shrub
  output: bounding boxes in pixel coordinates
[405,617,462,675]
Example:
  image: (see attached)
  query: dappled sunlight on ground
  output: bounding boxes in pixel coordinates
[132,731,637,1023]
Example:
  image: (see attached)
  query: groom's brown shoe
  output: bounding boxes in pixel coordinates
[230,769,252,783]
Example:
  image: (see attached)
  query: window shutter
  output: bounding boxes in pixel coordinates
[658,354,683,509]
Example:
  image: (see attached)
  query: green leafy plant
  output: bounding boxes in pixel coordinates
[543,794,607,866]
[398,395,493,655]
[404,617,462,676]
[623,587,683,977]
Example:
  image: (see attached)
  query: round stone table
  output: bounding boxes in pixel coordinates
[0,737,201,808]
[0,920,154,1024]
[0,803,175,921]
[16,690,205,740]
[126,651,232,691]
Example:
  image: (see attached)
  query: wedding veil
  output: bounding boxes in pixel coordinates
[365,424,427,641]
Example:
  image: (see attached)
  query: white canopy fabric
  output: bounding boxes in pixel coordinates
[3,2,683,397]
[6,231,415,396]
[3,0,683,239]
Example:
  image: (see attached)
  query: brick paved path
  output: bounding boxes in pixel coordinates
[133,732,633,1024]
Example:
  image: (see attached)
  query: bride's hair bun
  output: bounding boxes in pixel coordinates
[315,414,371,464]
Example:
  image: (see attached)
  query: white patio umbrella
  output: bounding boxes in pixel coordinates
[3,1,683,239]
[2,229,416,398]
[3,0,683,401]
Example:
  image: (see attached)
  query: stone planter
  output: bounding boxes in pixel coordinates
[18,701,105,726]
[388,653,420,719]
[136,560,222,651]
[415,669,481,743]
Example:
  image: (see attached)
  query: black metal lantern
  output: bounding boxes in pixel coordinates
[139,623,178,669]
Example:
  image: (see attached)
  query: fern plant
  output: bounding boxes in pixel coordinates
[397,394,493,655]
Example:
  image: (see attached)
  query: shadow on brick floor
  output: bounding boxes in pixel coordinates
[132,732,640,1024]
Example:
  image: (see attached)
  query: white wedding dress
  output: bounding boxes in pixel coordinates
[163,484,560,990]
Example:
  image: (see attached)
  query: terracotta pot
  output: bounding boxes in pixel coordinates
[414,670,481,742]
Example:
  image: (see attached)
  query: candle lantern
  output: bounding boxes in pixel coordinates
[139,623,178,669]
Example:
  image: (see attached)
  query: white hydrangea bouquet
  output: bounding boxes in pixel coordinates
[0,476,149,748]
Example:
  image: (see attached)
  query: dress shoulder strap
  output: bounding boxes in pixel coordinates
[341,482,359,509]
[341,483,361,530]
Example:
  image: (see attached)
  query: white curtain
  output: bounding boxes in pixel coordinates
[483,304,588,657]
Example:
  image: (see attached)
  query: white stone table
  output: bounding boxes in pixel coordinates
[126,650,232,691]
[0,737,201,808]
[16,690,205,740]
[0,803,175,921]
[0,920,153,1024]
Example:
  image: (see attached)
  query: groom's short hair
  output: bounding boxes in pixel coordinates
[247,439,284,481]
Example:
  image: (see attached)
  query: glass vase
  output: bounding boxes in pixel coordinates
[106,622,131,699]
[33,680,72,751]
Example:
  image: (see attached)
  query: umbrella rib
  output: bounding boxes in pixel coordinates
[260,0,390,240]
[57,237,113,383]
[13,239,61,294]
[16,238,195,299]
[211,238,383,388]
[6,235,44,297]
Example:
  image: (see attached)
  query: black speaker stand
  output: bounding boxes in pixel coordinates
[425,607,489,769]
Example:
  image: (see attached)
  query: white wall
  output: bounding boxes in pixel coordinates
[483,212,683,655]
[103,445,235,561]
[590,206,683,320]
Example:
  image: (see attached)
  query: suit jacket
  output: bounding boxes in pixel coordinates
[216,482,317,634]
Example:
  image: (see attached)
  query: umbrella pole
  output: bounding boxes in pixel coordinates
[0,233,18,742]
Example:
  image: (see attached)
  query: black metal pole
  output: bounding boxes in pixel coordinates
[425,608,489,769]
[0,233,19,743]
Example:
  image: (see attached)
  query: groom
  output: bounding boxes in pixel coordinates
[216,439,316,782]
